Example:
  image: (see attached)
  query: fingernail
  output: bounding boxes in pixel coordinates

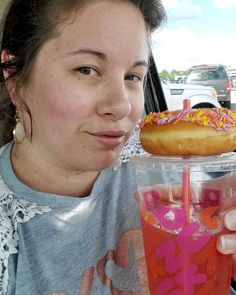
[225,211,236,230]
[219,234,236,253]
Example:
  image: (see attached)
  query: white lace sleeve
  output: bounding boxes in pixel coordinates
[113,123,147,171]
[0,152,51,294]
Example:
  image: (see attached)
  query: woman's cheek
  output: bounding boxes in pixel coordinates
[131,94,144,120]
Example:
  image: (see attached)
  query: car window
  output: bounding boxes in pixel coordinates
[188,70,226,81]
[187,72,207,81]
[207,71,220,80]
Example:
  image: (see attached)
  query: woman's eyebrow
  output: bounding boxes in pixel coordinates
[65,48,148,68]
[65,49,107,60]
[133,60,149,69]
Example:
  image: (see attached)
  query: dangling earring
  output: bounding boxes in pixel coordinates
[13,108,25,143]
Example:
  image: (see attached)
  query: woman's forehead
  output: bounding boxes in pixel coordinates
[46,1,149,59]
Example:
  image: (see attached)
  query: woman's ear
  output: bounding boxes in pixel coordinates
[1,49,13,79]
[1,49,19,106]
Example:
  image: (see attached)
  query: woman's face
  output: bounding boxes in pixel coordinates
[21,0,149,171]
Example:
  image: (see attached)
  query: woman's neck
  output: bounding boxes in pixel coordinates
[11,143,100,197]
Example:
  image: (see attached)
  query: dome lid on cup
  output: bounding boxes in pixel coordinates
[132,152,236,172]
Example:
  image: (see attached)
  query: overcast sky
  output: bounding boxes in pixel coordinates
[152,0,236,72]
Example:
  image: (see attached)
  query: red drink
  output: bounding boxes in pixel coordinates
[133,153,236,295]
[140,204,232,295]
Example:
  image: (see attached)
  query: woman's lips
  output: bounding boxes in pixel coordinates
[89,130,127,149]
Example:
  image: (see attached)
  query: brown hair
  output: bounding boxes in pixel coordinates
[0,0,166,144]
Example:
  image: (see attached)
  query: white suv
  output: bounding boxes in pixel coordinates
[162,81,220,110]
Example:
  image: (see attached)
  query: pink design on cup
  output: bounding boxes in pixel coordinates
[156,263,206,295]
[154,206,211,294]
[154,205,186,231]
[174,264,207,295]
[156,278,175,294]
[201,188,221,207]
[155,239,185,274]
[176,222,211,253]
[168,290,183,295]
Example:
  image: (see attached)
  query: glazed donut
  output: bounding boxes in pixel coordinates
[140,108,236,155]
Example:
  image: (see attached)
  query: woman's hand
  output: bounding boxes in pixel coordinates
[217,208,236,280]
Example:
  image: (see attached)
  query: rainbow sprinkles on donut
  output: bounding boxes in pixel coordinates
[140,106,236,156]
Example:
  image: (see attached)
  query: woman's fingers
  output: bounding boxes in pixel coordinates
[217,234,236,255]
[217,209,236,254]
[224,209,236,231]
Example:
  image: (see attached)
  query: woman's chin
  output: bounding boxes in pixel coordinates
[91,153,121,171]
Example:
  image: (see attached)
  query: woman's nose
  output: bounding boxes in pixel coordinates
[96,81,132,120]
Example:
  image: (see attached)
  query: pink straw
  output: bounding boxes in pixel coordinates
[183,98,191,110]
[183,167,190,222]
[182,99,191,222]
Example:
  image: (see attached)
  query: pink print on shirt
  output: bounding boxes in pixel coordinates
[48,229,148,295]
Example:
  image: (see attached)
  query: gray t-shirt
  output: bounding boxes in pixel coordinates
[1,143,236,295]
[0,144,145,295]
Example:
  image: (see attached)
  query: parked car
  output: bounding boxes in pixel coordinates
[230,75,236,88]
[161,80,220,110]
[185,64,231,109]
[175,75,186,84]
[227,69,236,78]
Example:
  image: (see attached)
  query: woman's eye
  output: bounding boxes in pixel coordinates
[76,66,98,76]
[125,74,142,82]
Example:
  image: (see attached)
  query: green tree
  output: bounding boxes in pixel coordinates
[160,69,188,82]
[160,70,171,81]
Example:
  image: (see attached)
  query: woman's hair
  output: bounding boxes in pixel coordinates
[0,0,166,144]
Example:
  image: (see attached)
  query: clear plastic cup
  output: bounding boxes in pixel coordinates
[132,152,236,295]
